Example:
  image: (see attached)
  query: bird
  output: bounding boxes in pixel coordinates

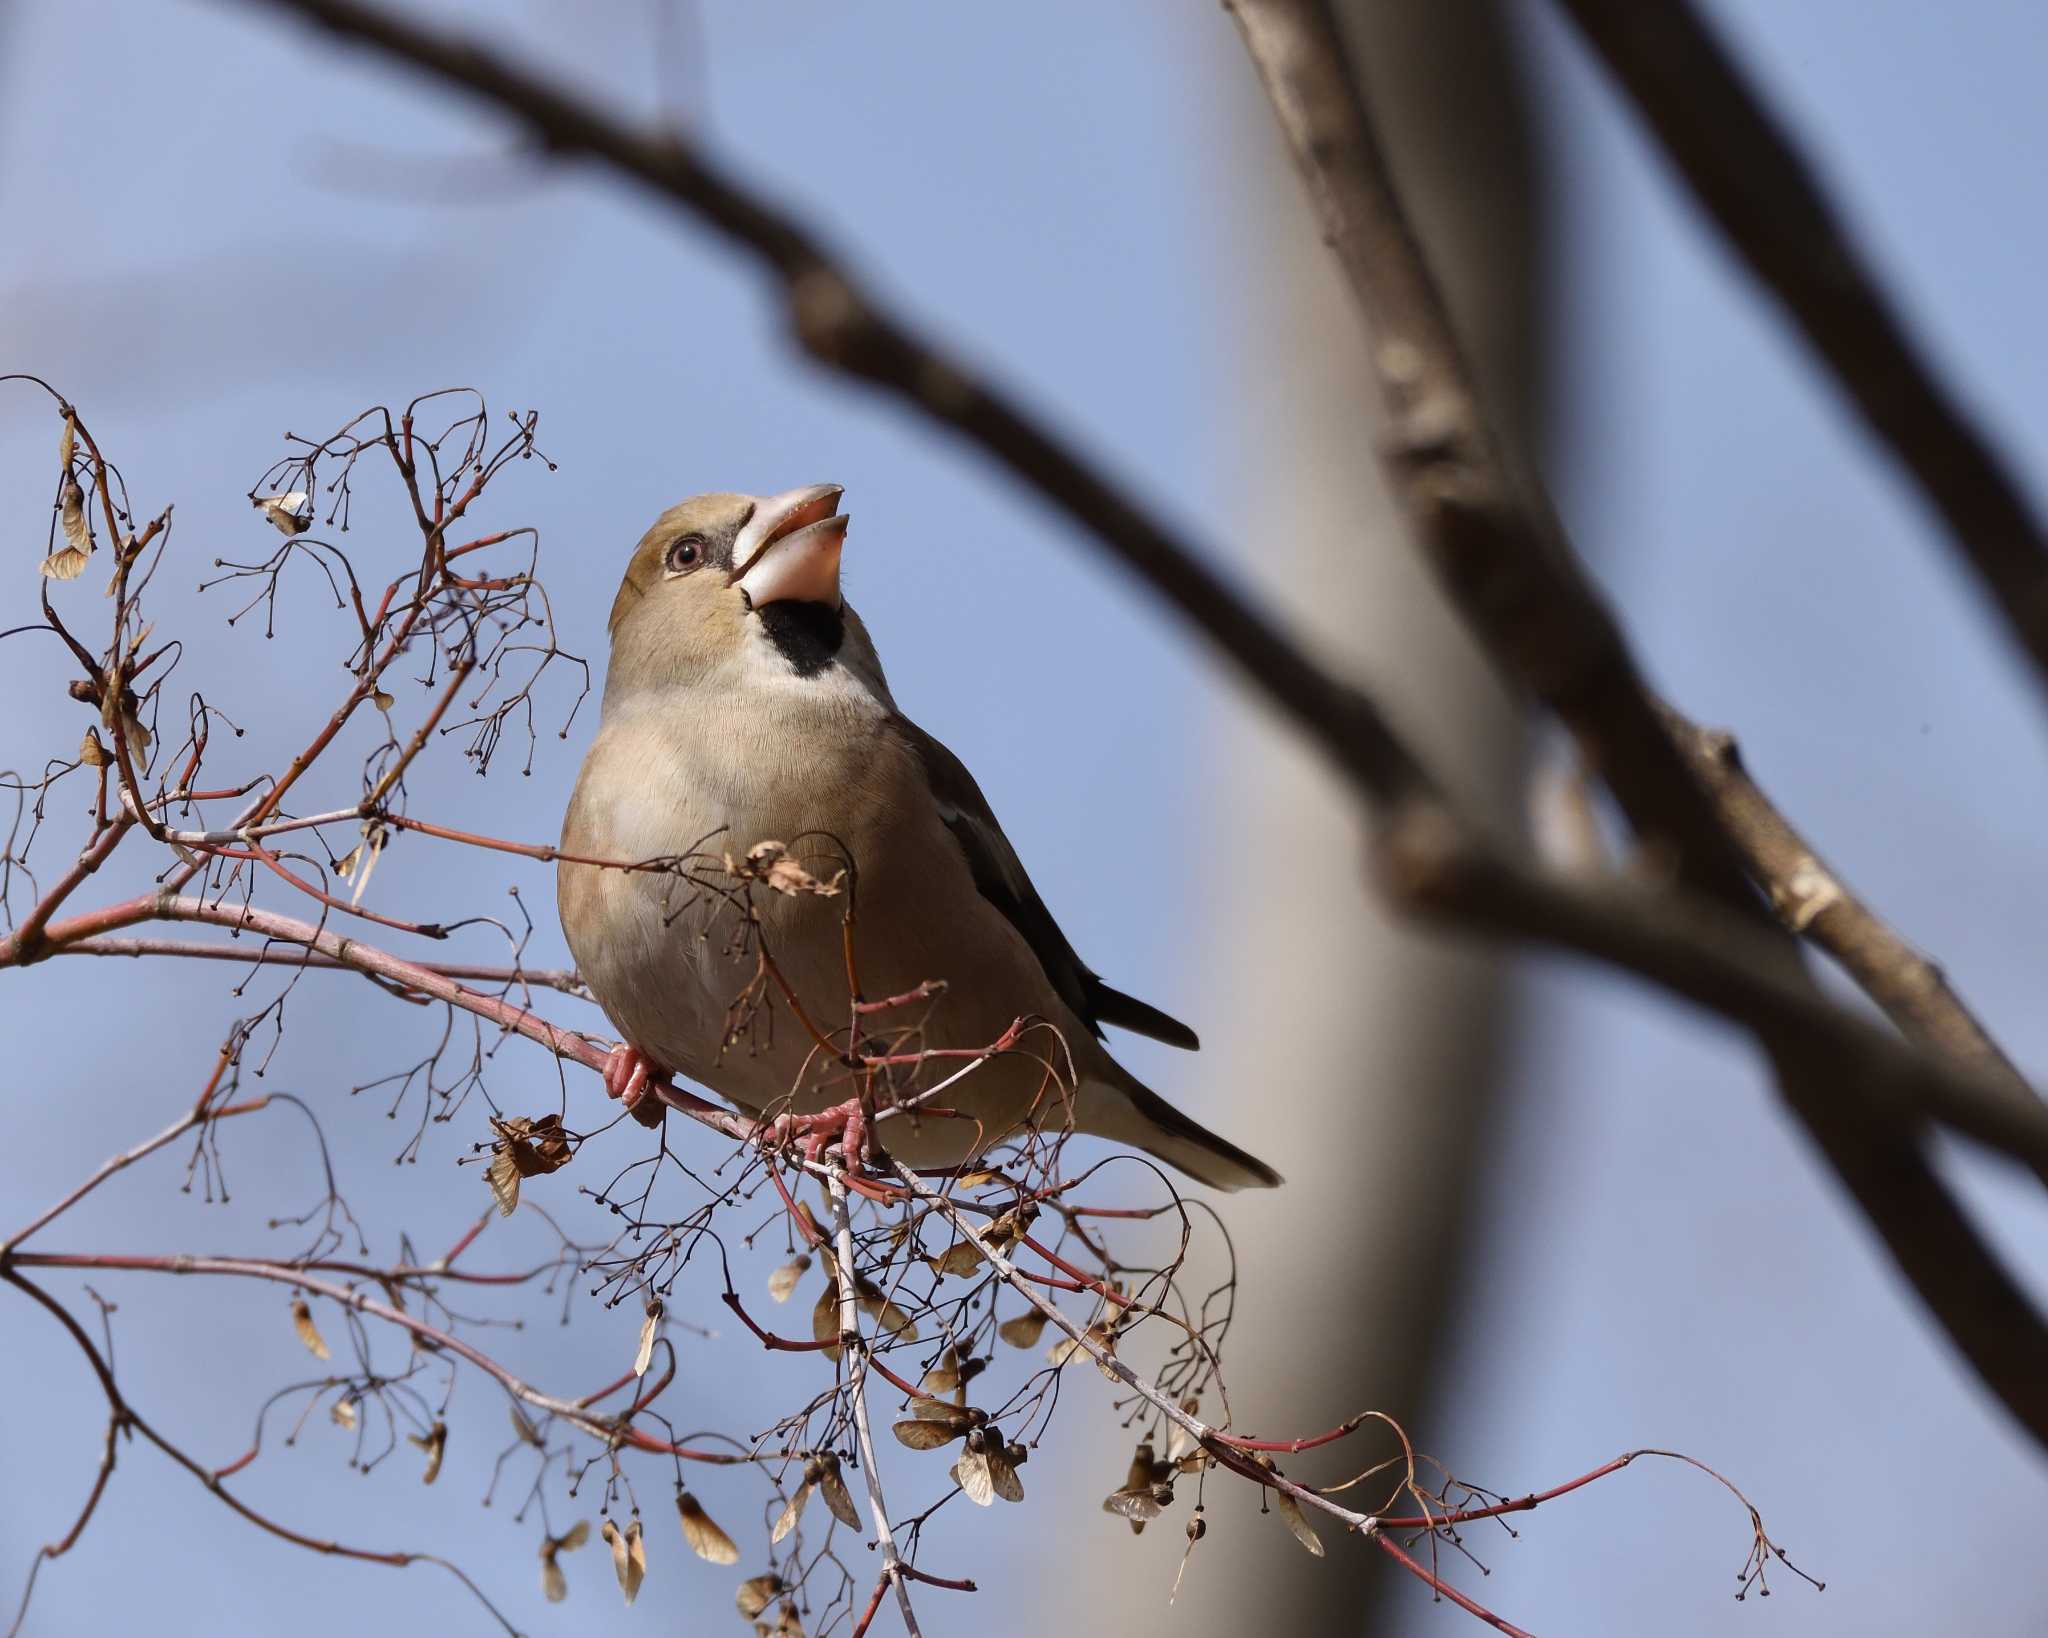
[557,485,1279,1191]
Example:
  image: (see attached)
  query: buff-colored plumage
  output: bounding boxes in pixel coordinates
[558,487,1278,1189]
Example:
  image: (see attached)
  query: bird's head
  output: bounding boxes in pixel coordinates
[603,484,864,700]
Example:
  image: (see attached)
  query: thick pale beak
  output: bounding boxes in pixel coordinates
[731,484,847,609]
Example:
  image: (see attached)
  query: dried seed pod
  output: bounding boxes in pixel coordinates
[634,1298,662,1378]
[891,1397,981,1450]
[44,478,91,578]
[330,1396,357,1431]
[509,1404,544,1447]
[1048,1320,1115,1372]
[1102,1481,1174,1529]
[602,1516,647,1604]
[676,1490,740,1565]
[484,1113,572,1217]
[767,1253,810,1303]
[852,1275,918,1341]
[982,1201,1039,1251]
[409,1421,447,1484]
[538,1520,589,1603]
[814,1454,861,1530]
[1103,1441,1174,1535]
[1272,1488,1324,1557]
[290,1297,330,1361]
[251,489,312,536]
[928,1239,984,1278]
[919,1345,962,1397]
[811,1279,844,1362]
[770,1474,812,1544]
[996,1310,1047,1350]
[736,1573,784,1620]
[950,1426,1024,1506]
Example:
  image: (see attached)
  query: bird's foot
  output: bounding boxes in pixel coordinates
[761,1096,872,1173]
[602,1043,670,1128]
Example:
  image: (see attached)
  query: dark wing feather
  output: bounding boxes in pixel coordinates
[891,717,1199,1051]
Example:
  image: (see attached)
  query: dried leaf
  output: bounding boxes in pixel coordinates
[485,1114,572,1217]
[117,708,150,755]
[252,490,312,536]
[602,1516,646,1604]
[736,839,844,897]
[767,1253,810,1303]
[290,1297,330,1361]
[997,1310,1046,1350]
[814,1454,861,1530]
[1271,1486,1325,1558]
[409,1421,447,1484]
[330,1395,357,1431]
[770,1477,811,1544]
[736,1574,784,1620]
[928,1239,984,1279]
[634,1299,662,1378]
[78,728,107,768]
[676,1490,739,1565]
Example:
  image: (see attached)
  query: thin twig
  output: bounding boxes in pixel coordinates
[828,1166,922,1637]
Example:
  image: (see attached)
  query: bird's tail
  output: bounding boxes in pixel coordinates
[1075,1072,1281,1192]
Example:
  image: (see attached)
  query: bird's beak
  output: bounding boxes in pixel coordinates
[732,484,847,609]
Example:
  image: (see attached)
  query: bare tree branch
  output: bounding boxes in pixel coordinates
[1663,709,2046,1183]
[1553,0,2048,706]
[1222,0,2048,1448]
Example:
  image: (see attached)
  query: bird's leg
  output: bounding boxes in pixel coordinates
[602,1042,670,1128]
[762,1095,872,1172]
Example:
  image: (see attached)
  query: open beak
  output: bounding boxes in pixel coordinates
[731,484,847,609]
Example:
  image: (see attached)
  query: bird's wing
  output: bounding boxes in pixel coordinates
[889,716,1199,1051]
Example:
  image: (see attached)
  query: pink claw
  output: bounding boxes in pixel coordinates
[603,1043,669,1128]
[764,1096,872,1172]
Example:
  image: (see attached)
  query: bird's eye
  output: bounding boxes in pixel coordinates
[665,535,705,575]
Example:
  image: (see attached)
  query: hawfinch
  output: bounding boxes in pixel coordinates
[558,486,1279,1191]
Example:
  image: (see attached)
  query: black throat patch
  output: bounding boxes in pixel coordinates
[755,600,845,677]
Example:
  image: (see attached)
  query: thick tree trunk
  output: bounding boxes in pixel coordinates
[1047,5,1548,1630]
